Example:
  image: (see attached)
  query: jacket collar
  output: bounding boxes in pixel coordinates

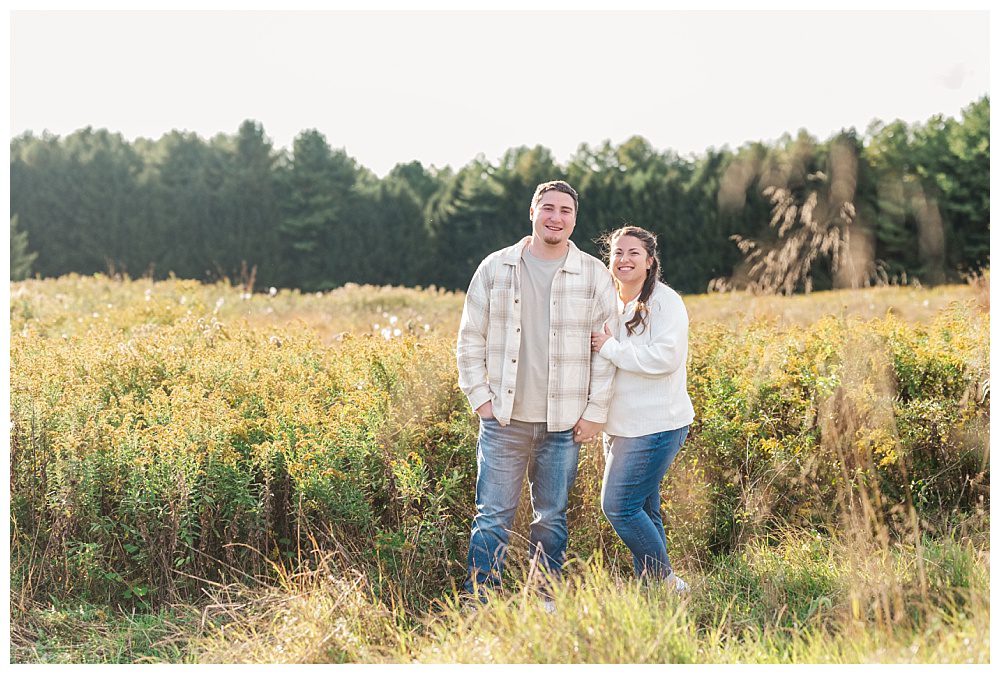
[500,236,584,274]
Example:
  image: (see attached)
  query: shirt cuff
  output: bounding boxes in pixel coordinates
[467,387,493,413]
[581,403,608,424]
[598,337,619,360]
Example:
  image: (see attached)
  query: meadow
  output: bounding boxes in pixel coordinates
[9,274,990,663]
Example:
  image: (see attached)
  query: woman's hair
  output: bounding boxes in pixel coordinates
[600,225,661,336]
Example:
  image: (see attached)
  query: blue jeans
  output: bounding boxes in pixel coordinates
[464,418,581,597]
[601,426,689,579]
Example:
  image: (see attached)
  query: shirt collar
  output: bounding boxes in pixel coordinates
[618,288,645,315]
[501,236,583,273]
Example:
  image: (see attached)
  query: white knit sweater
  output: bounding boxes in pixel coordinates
[598,282,695,437]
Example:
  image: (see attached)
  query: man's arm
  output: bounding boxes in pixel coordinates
[456,259,494,414]
[579,268,618,426]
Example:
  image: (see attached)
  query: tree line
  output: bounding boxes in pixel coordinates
[10,96,989,294]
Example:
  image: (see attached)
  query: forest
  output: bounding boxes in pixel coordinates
[10,97,989,294]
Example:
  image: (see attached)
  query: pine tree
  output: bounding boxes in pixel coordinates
[280,130,364,290]
[10,215,37,280]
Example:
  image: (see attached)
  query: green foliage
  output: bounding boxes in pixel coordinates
[14,531,987,664]
[9,277,989,622]
[10,282,475,605]
[11,214,38,280]
[279,130,370,289]
[10,600,201,664]
[864,97,990,283]
[9,277,990,663]
[384,538,987,664]
[9,97,989,294]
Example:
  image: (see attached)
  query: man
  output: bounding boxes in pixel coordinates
[456,179,618,606]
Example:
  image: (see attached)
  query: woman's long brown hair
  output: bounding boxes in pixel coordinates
[601,225,661,336]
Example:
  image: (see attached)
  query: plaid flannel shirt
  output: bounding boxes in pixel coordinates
[456,236,618,432]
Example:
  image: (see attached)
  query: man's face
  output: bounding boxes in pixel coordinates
[530,190,577,249]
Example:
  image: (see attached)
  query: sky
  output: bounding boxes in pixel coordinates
[8,9,992,177]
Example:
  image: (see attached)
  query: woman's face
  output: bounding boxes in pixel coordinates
[610,234,652,285]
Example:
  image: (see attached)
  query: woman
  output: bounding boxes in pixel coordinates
[590,225,695,591]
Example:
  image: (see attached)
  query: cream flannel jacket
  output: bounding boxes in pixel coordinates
[456,236,618,432]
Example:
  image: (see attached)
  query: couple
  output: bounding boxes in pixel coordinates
[456,179,694,607]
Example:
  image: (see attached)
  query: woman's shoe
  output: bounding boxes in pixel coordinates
[665,571,689,594]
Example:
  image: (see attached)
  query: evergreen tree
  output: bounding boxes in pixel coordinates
[864,118,920,280]
[280,129,365,290]
[363,161,439,285]
[915,96,990,276]
[138,130,226,279]
[10,215,37,280]
[10,132,75,277]
[6,99,990,292]
[218,120,286,287]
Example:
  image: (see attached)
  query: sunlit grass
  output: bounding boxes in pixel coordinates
[10,274,464,343]
[9,274,989,663]
[176,531,987,664]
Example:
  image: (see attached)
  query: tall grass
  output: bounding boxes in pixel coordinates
[174,530,987,664]
[9,275,989,663]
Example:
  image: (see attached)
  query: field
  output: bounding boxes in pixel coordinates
[9,275,990,663]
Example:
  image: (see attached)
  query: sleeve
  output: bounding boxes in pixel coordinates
[580,268,619,423]
[456,259,493,412]
[597,288,688,376]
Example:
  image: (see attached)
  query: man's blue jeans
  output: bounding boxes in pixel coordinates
[463,418,581,597]
[601,426,689,579]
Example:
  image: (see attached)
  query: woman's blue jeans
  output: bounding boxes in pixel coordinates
[463,418,581,597]
[601,426,689,579]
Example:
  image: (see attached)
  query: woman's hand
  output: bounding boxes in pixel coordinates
[591,324,613,353]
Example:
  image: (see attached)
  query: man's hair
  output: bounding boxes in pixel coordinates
[531,180,579,213]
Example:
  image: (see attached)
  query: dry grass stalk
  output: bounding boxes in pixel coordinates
[722,138,882,295]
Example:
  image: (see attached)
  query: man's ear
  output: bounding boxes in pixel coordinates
[528,207,534,222]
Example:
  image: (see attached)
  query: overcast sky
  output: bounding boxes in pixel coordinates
[9,10,990,176]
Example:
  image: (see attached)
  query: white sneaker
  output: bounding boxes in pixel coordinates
[543,598,557,614]
[665,571,690,594]
[460,594,484,614]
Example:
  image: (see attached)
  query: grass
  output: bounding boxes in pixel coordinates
[10,273,981,346]
[10,600,201,664]
[9,274,989,663]
[393,539,988,664]
[14,528,985,664]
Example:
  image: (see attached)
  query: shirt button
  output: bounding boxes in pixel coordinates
[511,358,517,363]
[508,389,513,394]
[516,328,520,333]
[514,298,519,303]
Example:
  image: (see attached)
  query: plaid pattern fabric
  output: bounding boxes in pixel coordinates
[457,236,618,432]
